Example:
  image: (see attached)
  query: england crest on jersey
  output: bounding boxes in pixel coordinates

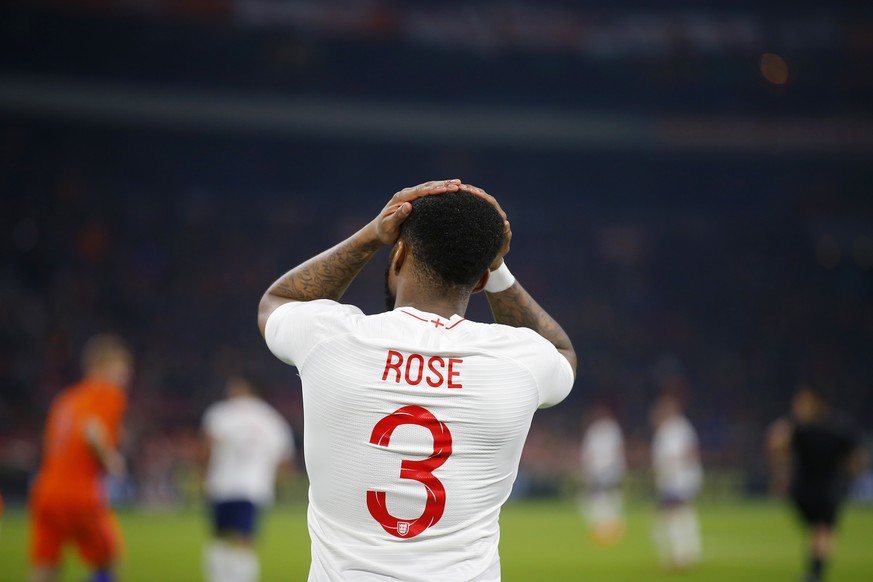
[397,522,410,536]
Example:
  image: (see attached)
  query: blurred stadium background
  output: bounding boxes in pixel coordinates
[1,0,872,579]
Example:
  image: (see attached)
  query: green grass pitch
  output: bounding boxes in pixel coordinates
[2,500,871,580]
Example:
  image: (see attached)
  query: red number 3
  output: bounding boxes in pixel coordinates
[367,405,453,538]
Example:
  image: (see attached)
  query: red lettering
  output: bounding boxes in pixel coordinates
[367,405,452,538]
[405,353,424,385]
[381,351,462,389]
[426,357,445,387]
[447,359,463,388]
[382,350,403,383]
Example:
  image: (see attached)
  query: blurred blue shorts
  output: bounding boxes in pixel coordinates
[211,499,259,537]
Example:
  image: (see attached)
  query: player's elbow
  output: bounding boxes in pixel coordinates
[560,348,578,379]
[849,451,867,476]
[766,419,792,456]
[84,418,107,448]
[257,293,270,337]
[257,291,281,338]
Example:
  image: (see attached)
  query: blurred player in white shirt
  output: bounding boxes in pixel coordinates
[580,405,626,546]
[202,376,294,582]
[650,394,703,571]
[257,180,576,581]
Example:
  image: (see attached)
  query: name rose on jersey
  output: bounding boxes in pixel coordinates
[381,350,463,389]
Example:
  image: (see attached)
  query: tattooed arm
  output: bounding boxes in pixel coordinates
[458,183,577,377]
[486,281,577,377]
[257,180,462,337]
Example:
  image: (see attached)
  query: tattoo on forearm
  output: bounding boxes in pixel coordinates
[487,284,573,352]
[270,238,377,302]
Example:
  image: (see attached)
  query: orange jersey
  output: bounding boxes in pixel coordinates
[31,379,127,506]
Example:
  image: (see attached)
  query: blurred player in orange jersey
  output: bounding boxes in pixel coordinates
[29,334,133,582]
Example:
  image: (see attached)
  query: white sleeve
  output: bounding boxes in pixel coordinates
[202,404,219,438]
[538,354,574,408]
[281,421,295,461]
[512,328,575,408]
[684,422,699,450]
[264,299,363,368]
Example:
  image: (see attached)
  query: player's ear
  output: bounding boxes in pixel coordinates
[391,241,407,275]
[471,270,489,294]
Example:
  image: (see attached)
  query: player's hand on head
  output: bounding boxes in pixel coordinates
[459,183,512,270]
[371,179,461,245]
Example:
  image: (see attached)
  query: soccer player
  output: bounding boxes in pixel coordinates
[650,394,703,571]
[580,405,626,546]
[767,386,864,582]
[201,376,295,582]
[29,334,132,582]
[258,180,576,580]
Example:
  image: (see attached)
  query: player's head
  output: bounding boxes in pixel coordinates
[590,404,613,422]
[791,385,828,422]
[81,334,133,388]
[650,394,681,428]
[384,190,505,310]
[225,376,257,399]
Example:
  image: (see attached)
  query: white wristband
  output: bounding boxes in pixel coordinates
[485,262,516,293]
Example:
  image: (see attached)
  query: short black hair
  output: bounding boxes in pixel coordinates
[399,191,505,290]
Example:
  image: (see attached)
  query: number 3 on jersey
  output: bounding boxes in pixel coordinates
[366,405,453,539]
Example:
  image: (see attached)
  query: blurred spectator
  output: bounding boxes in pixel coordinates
[580,405,626,546]
[28,335,132,582]
[0,1,871,506]
[766,387,865,582]
[650,394,703,571]
[201,376,295,582]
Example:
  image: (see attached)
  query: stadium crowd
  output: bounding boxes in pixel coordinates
[2,121,870,504]
[1,1,871,506]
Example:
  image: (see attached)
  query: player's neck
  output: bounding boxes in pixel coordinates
[85,370,124,388]
[393,285,471,320]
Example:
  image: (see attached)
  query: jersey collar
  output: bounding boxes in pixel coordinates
[394,307,467,330]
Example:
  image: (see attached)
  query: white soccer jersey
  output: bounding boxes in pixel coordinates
[265,300,574,582]
[581,418,625,487]
[202,396,294,505]
[652,415,703,500]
